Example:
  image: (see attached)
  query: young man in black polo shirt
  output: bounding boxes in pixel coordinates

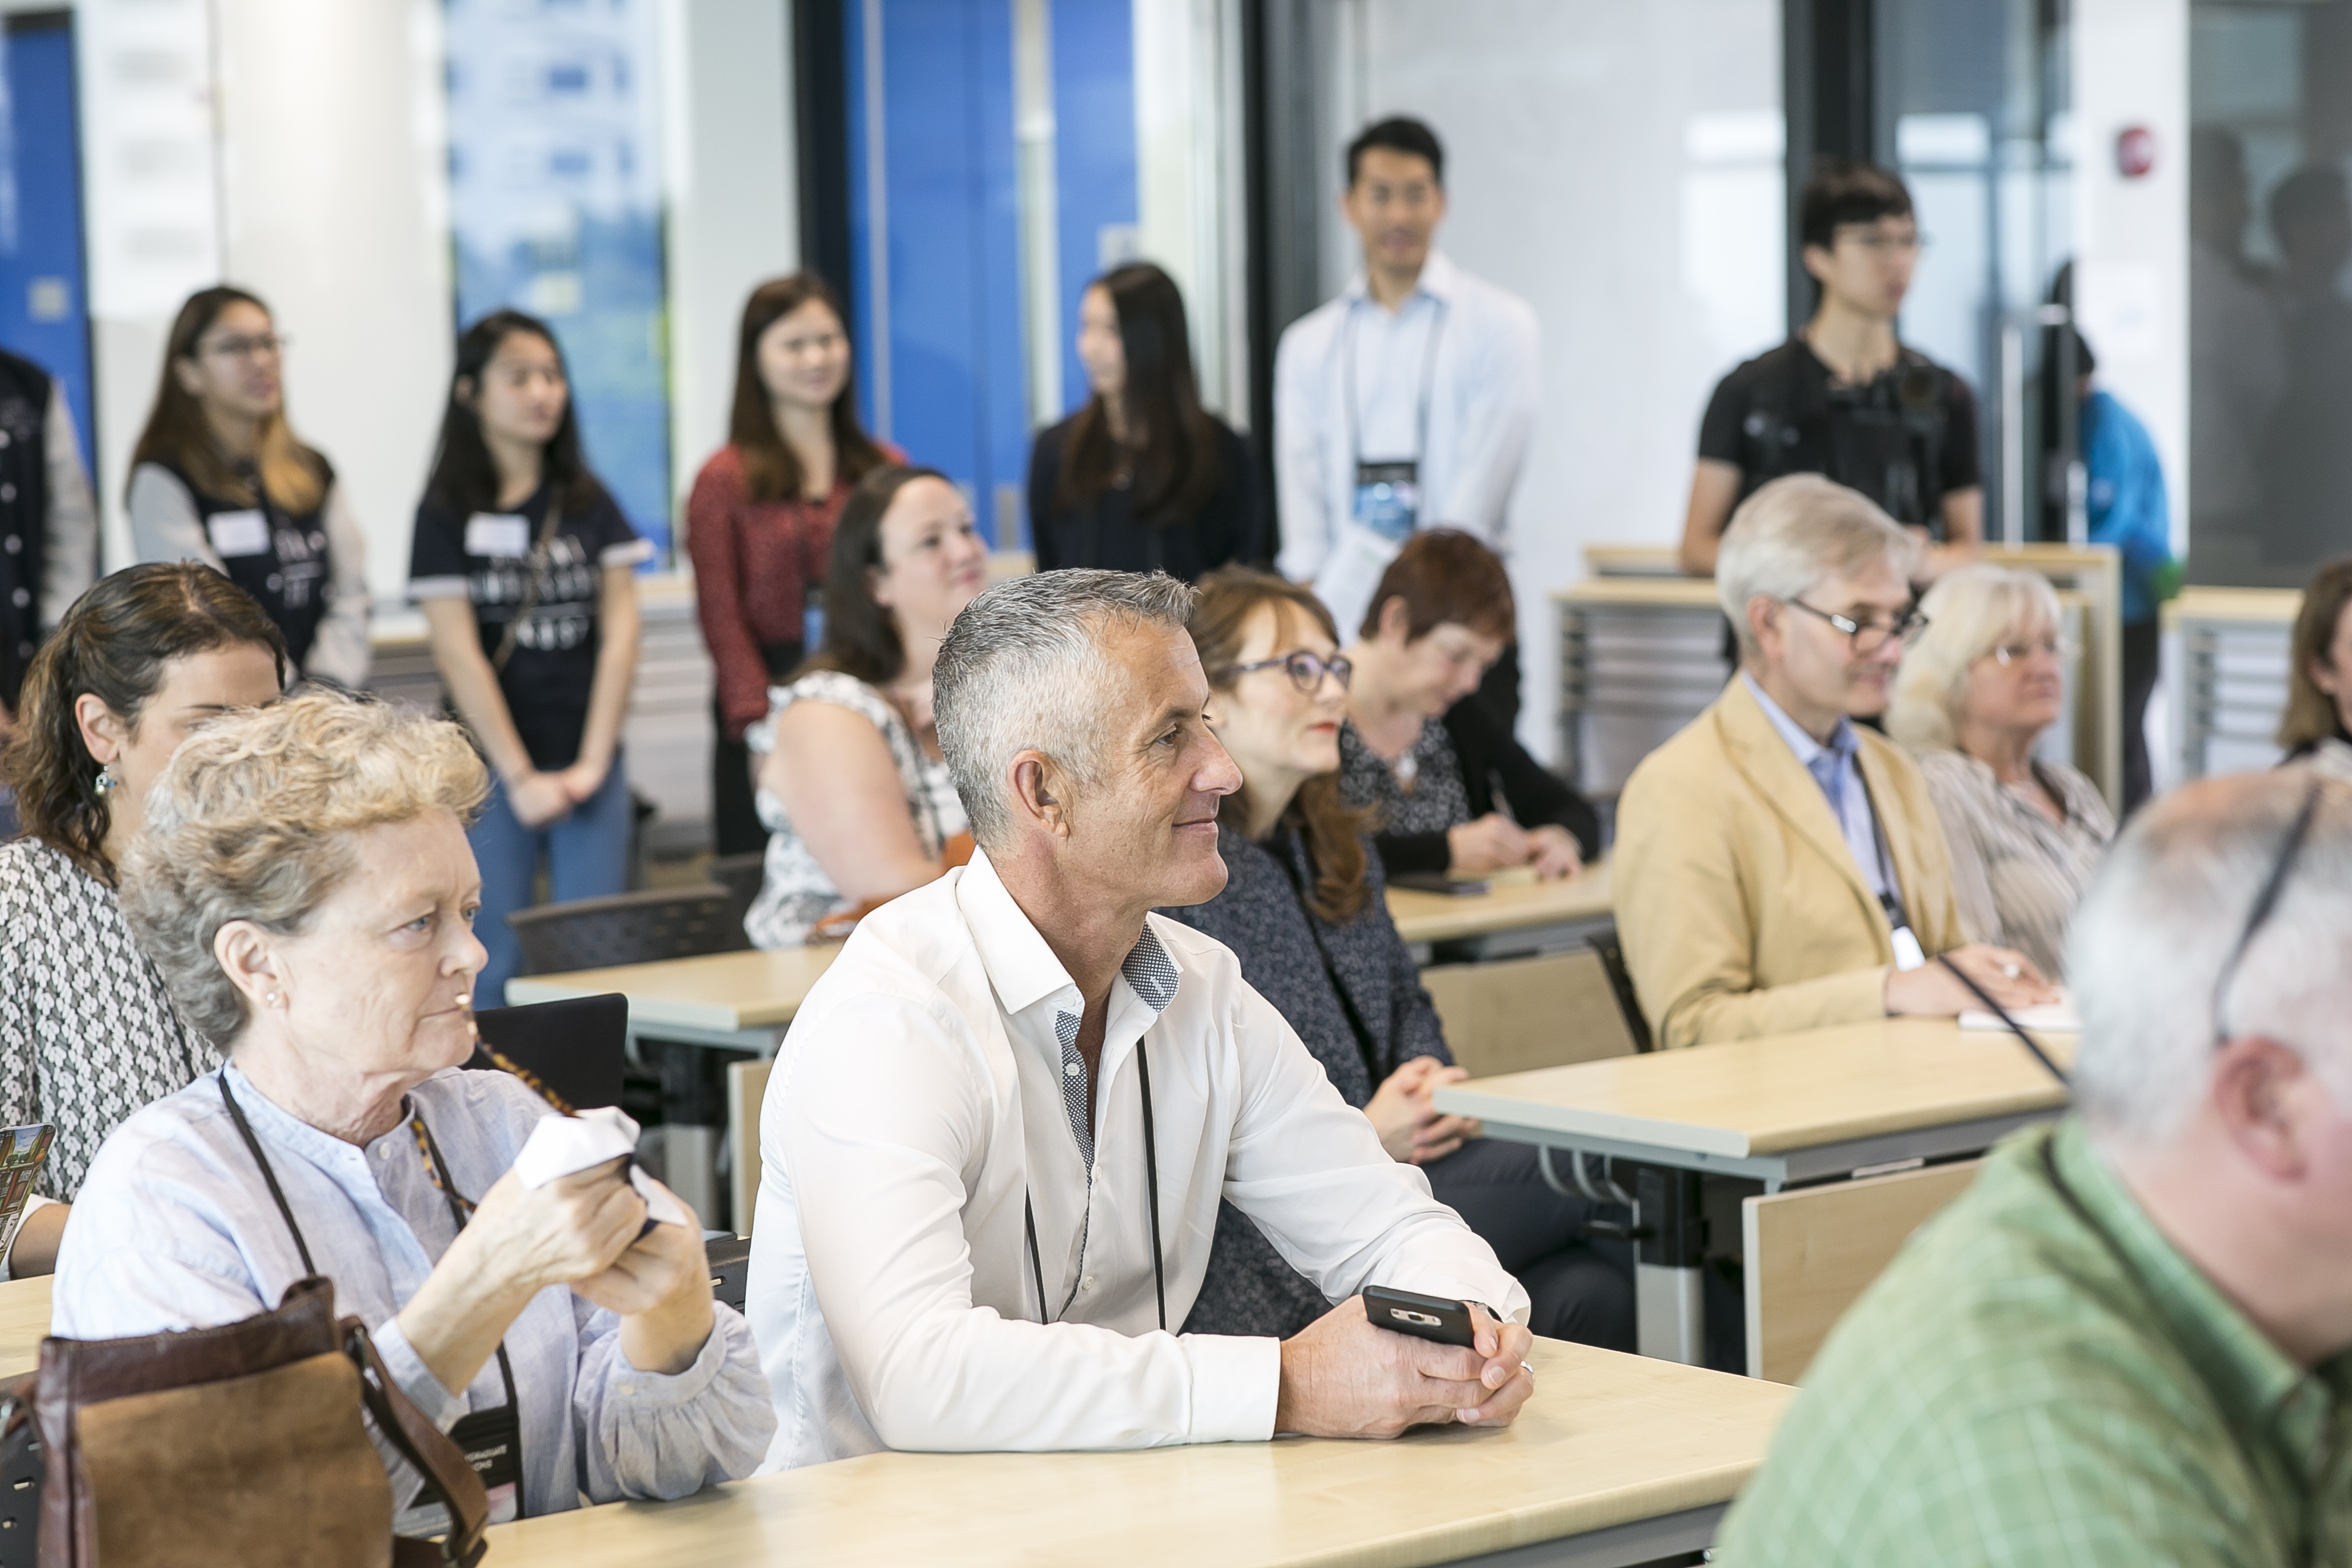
[1680,161,1983,583]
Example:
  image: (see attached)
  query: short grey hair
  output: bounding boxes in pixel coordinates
[1886,564,2065,753]
[2069,767,2352,1145]
[934,569,1198,846]
[119,690,489,1045]
[1715,475,1921,658]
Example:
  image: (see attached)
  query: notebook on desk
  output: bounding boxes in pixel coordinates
[1959,1003,2081,1033]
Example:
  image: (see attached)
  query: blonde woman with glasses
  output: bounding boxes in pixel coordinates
[1888,563,2114,978]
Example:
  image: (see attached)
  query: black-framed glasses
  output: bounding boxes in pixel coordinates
[197,333,289,361]
[1220,649,1353,693]
[2210,781,2325,1048]
[1782,597,1928,654]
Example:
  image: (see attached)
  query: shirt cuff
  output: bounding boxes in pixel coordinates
[609,1302,742,1406]
[407,576,472,603]
[0,1194,56,1282]
[601,539,657,569]
[369,1316,468,1431]
[1180,1331,1282,1443]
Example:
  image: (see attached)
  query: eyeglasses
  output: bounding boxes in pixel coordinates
[1221,649,1353,693]
[197,333,289,362]
[1782,597,1929,654]
[2210,781,2325,1048]
[1989,636,2071,666]
[1837,228,1928,256]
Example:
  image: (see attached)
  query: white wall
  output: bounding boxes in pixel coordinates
[1337,0,1785,763]
[1133,0,1248,422]
[662,0,799,539]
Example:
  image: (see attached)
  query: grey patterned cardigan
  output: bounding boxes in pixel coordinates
[1164,820,1449,1336]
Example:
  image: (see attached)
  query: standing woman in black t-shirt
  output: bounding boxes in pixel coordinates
[1678,162,1983,584]
[126,287,372,686]
[407,310,653,1004]
[1025,261,1264,579]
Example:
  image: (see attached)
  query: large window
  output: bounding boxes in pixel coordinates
[445,0,672,559]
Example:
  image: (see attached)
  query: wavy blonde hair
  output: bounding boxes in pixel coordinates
[1887,563,2065,754]
[119,690,488,1045]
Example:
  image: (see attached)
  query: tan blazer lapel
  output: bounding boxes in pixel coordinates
[1714,678,1886,927]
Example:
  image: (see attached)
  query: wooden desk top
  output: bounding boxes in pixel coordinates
[505,946,839,1033]
[1384,862,1614,946]
[1583,544,1683,578]
[2164,584,2301,630]
[1436,1017,2071,1159]
[1551,577,1722,611]
[483,1336,1790,1568]
[0,1276,46,1380]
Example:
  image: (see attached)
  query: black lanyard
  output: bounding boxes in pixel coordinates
[216,1071,526,1516]
[1850,761,1912,937]
[1339,296,1448,470]
[1024,1036,1166,1332]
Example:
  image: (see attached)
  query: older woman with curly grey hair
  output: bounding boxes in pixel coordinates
[1888,562,2115,978]
[52,690,773,1524]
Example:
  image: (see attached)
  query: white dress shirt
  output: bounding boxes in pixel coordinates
[1272,250,1541,634]
[746,848,1526,1470]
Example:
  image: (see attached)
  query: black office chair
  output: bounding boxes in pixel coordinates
[706,1234,753,1311]
[705,852,765,941]
[467,992,630,1111]
[505,884,747,976]
[1586,925,1655,1054]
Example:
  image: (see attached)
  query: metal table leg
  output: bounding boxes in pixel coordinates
[1632,1163,1706,1365]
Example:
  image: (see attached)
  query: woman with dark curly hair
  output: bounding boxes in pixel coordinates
[0,561,284,1270]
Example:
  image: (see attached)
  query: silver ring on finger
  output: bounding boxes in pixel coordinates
[2002,963,2020,979]
[1520,1361,1534,1378]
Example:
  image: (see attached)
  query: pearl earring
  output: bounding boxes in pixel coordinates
[93,764,119,795]
[264,991,280,1008]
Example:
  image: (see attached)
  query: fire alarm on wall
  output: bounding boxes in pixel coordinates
[2116,125,2157,178]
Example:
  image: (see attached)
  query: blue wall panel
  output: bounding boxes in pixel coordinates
[0,21,94,461]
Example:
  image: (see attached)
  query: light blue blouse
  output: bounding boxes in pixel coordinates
[52,1062,773,1519]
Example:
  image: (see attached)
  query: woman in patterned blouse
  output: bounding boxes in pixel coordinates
[742,466,988,947]
[1168,568,1632,1347]
[0,562,285,1269]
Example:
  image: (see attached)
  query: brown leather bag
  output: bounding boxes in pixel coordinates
[12,1275,488,1567]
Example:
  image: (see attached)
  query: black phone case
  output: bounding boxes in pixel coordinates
[1362,1285,1477,1346]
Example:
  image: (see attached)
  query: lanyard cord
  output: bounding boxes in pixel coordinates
[1340,296,1448,474]
[1850,762,1911,934]
[217,1071,527,1510]
[1025,1039,1166,1332]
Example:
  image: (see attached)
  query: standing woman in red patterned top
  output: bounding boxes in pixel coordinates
[688,274,900,855]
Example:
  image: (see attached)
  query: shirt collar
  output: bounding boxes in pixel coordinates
[954,847,1182,1022]
[1342,248,1457,308]
[1741,671,1857,772]
[2051,1120,2343,1464]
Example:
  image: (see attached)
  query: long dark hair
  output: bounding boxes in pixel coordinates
[130,286,325,514]
[424,309,608,516]
[802,465,953,686]
[728,273,890,504]
[2,564,287,881]
[1059,263,1221,523]
[1188,567,1370,924]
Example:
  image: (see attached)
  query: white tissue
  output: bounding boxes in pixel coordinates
[511,1105,690,1227]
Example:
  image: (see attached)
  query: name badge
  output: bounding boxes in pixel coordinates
[1352,460,1420,545]
[1889,925,1928,972]
[448,1402,522,1525]
[465,513,532,559]
[206,509,271,559]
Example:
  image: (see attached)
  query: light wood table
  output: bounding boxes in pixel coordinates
[483,1336,1792,1568]
[1385,862,1614,956]
[1434,1018,2072,1364]
[0,1277,46,1380]
[507,947,839,1055]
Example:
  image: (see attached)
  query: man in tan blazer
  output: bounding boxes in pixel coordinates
[1616,475,2057,1049]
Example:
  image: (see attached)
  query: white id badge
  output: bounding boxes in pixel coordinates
[464,513,532,559]
[1889,925,1928,972]
[206,509,271,559]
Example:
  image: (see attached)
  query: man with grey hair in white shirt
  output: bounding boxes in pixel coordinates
[745,568,1535,1470]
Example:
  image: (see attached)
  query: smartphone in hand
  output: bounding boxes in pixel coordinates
[1362,1285,1477,1347]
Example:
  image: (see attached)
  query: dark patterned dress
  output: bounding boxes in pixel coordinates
[0,839,217,1197]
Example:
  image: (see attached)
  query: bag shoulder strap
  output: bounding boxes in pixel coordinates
[344,1318,489,1568]
[217,1071,318,1276]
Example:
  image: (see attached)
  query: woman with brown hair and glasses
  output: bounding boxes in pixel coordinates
[1026,262,1264,580]
[687,273,901,855]
[126,286,371,687]
[1167,566,1631,1348]
[0,562,286,1273]
[2279,557,2352,763]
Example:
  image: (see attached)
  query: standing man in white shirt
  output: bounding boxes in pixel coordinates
[1274,116,1541,724]
[746,569,1535,1470]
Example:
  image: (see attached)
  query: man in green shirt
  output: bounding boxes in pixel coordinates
[1720,766,2352,1566]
